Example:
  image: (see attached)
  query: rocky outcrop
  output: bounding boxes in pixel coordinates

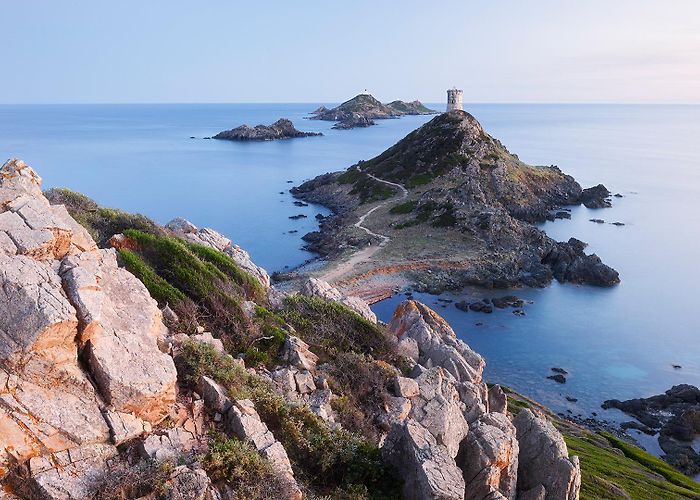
[333,113,375,129]
[0,159,177,491]
[165,217,270,288]
[514,409,581,500]
[213,118,322,141]
[542,238,620,286]
[603,385,700,475]
[386,100,437,115]
[382,301,580,500]
[579,184,611,208]
[299,277,377,323]
[388,300,485,385]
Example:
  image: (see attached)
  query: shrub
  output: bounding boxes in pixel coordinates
[44,187,164,247]
[176,342,401,498]
[389,200,417,215]
[204,433,295,499]
[279,295,395,360]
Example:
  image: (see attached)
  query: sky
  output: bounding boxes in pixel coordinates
[2,0,699,104]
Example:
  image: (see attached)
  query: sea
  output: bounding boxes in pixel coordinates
[2,102,698,456]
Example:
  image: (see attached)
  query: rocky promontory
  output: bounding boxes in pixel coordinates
[292,110,619,298]
[0,158,696,499]
[310,94,436,129]
[213,118,322,141]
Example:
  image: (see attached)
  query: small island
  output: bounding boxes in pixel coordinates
[213,118,322,141]
[310,94,437,129]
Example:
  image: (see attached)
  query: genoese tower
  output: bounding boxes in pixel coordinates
[446,88,463,112]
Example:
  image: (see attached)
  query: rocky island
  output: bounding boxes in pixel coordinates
[292,110,619,302]
[213,118,322,141]
[0,158,697,499]
[310,93,437,129]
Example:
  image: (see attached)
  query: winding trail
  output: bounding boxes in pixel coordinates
[318,168,407,283]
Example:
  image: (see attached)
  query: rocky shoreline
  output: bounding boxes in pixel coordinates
[291,110,619,298]
[1,158,697,498]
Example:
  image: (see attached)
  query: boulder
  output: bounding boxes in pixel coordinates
[163,465,213,500]
[225,399,298,493]
[61,249,177,424]
[280,335,318,372]
[19,443,118,500]
[299,277,377,323]
[103,410,152,445]
[138,427,198,462]
[457,412,518,500]
[382,421,465,500]
[513,409,580,500]
[165,218,270,289]
[394,376,420,398]
[410,367,469,458]
[198,376,232,413]
[488,385,508,414]
[388,300,485,384]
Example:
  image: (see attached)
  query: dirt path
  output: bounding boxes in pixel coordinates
[318,168,407,283]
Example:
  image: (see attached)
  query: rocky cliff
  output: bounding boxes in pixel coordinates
[310,94,436,129]
[213,118,322,141]
[1,158,693,499]
[292,110,619,295]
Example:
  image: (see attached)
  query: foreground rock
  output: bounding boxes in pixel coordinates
[0,158,178,497]
[603,385,700,475]
[382,300,580,500]
[514,409,581,499]
[213,118,322,141]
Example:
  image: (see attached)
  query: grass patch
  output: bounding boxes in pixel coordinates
[564,432,700,499]
[118,249,186,305]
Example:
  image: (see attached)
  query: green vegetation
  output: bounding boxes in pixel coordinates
[565,432,700,499]
[177,341,401,498]
[279,295,394,359]
[44,188,164,246]
[389,200,417,215]
[338,167,398,203]
[204,433,294,499]
[395,201,459,229]
[119,249,186,305]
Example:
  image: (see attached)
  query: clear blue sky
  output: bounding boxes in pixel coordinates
[2,0,699,103]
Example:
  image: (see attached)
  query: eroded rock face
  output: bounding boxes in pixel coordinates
[382,420,466,500]
[165,217,271,289]
[60,249,177,424]
[388,300,485,384]
[514,409,581,500]
[299,277,378,323]
[0,159,177,484]
[458,412,518,500]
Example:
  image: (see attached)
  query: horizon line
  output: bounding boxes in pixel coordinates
[0,101,698,106]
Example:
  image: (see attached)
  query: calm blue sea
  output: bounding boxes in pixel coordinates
[2,103,699,442]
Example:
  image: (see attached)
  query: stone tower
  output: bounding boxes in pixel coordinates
[446,88,463,112]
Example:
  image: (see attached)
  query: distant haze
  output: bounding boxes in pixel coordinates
[2,0,699,104]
